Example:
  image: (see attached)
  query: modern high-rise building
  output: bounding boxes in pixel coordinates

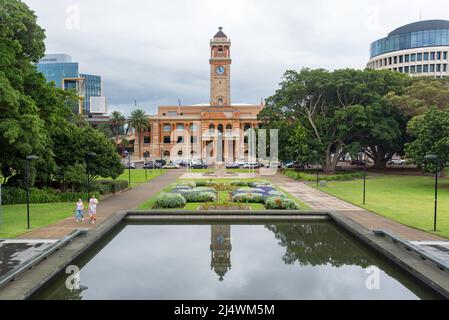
[367,20,449,78]
[36,54,108,119]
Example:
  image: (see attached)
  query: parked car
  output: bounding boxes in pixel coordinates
[190,160,208,169]
[226,162,240,169]
[163,162,180,169]
[284,161,301,169]
[243,162,260,169]
[155,159,166,166]
[264,161,281,168]
[350,159,366,166]
[123,162,136,169]
[388,158,406,165]
[144,161,162,169]
[235,160,246,167]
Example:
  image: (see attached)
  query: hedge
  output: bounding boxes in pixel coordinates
[173,188,217,202]
[230,180,250,186]
[264,196,300,210]
[0,187,101,205]
[283,170,364,182]
[177,181,197,188]
[232,192,265,203]
[153,193,186,208]
[97,180,129,194]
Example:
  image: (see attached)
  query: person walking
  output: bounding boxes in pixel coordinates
[75,199,84,223]
[89,196,98,224]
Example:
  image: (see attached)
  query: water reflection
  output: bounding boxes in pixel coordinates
[210,225,232,281]
[31,222,440,300]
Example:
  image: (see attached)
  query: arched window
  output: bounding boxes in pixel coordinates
[209,124,215,133]
[226,124,232,134]
[177,150,183,157]
[218,124,224,134]
[218,98,223,106]
[163,150,170,157]
[244,124,251,131]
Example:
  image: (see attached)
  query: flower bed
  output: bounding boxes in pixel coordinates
[264,196,300,210]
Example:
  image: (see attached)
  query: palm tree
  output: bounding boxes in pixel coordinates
[127,108,149,158]
[109,111,126,146]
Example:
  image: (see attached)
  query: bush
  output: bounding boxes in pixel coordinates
[264,196,300,210]
[194,180,207,186]
[232,188,265,196]
[153,193,186,208]
[282,169,364,182]
[232,192,265,203]
[267,190,286,198]
[173,188,217,202]
[97,180,129,194]
[176,181,196,188]
[0,187,101,205]
[230,180,249,186]
[248,181,272,188]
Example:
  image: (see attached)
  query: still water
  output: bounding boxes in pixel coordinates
[32,222,439,300]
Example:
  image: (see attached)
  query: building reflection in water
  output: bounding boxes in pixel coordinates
[210,225,232,281]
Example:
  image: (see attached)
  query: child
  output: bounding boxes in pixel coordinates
[75,199,84,223]
[89,196,98,224]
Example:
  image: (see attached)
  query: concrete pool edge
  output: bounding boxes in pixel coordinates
[0,210,448,300]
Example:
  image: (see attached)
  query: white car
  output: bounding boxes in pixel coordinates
[389,159,406,165]
[163,163,180,169]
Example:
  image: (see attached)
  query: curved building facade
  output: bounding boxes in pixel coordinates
[367,20,449,77]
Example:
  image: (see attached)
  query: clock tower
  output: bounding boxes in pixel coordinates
[210,27,231,107]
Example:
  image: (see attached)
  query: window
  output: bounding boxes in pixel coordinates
[424,52,429,61]
[405,54,410,62]
[444,52,448,60]
[444,64,448,72]
[218,98,223,106]
[411,54,416,62]
[437,52,442,60]
[144,136,151,144]
[176,123,185,130]
[388,57,392,65]
[209,124,215,133]
[399,55,403,63]
[404,66,409,73]
[163,136,170,144]
[417,65,422,73]
[177,150,183,157]
[163,124,171,132]
[399,67,403,73]
[430,64,435,72]
[394,56,397,64]
[177,136,183,143]
[410,65,416,73]
[430,52,435,60]
[218,124,224,133]
[417,53,422,61]
[423,64,429,73]
[190,123,198,131]
[437,64,441,72]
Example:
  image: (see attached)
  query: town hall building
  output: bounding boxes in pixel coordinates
[128,27,264,163]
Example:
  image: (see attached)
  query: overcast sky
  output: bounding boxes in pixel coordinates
[24,0,449,115]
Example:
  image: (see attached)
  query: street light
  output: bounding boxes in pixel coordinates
[425,154,439,232]
[124,151,131,187]
[85,152,97,199]
[25,155,38,229]
[362,150,367,205]
[143,151,149,180]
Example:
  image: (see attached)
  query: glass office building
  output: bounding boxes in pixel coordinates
[367,20,449,78]
[36,54,106,115]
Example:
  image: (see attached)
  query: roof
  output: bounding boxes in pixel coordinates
[213,27,227,38]
[388,19,449,36]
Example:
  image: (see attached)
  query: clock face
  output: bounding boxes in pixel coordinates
[215,66,225,75]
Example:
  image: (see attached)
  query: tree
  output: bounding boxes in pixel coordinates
[405,107,449,171]
[109,111,126,146]
[127,108,149,158]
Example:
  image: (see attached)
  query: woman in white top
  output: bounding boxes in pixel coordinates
[89,197,98,224]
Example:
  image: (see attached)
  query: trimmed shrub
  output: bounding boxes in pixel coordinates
[264,196,300,210]
[194,180,207,186]
[174,189,216,202]
[0,187,101,205]
[191,187,216,193]
[230,180,250,186]
[232,192,265,203]
[282,169,364,182]
[248,181,272,188]
[176,181,196,188]
[232,188,265,196]
[171,186,192,193]
[153,193,186,208]
[97,180,128,194]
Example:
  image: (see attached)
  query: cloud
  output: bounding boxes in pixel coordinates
[24,0,449,115]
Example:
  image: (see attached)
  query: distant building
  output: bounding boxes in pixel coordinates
[37,54,108,122]
[367,20,449,77]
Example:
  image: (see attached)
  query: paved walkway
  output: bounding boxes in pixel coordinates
[271,173,443,241]
[18,170,184,239]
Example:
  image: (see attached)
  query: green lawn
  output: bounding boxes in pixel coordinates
[137,178,309,211]
[0,202,78,238]
[316,175,449,238]
[102,169,166,187]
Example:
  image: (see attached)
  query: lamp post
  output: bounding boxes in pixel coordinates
[85,152,97,199]
[25,155,38,229]
[143,151,149,180]
[363,152,367,205]
[425,154,439,232]
[124,151,131,187]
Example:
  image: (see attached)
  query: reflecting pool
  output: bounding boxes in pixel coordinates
[31,222,439,300]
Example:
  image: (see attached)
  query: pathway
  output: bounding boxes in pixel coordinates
[18,170,184,239]
[271,172,443,241]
